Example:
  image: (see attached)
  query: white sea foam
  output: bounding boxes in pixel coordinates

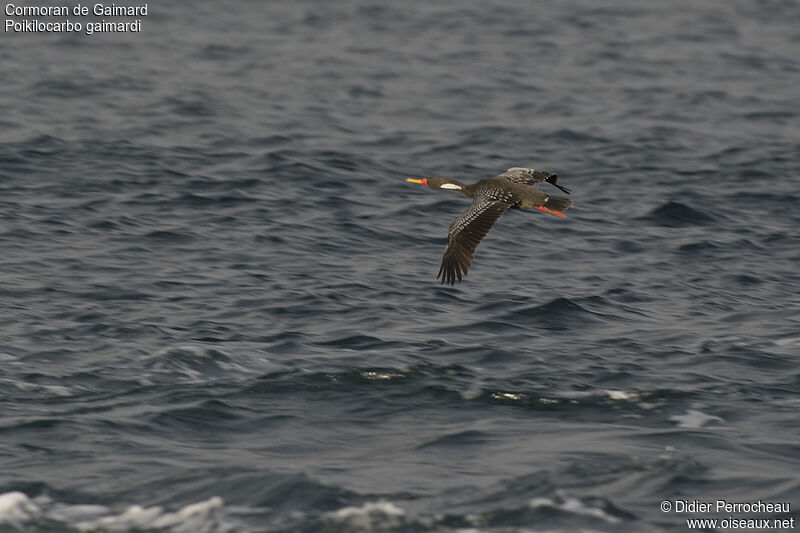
[0,492,40,526]
[327,501,406,530]
[669,409,724,428]
[0,492,228,532]
[491,391,528,401]
[529,494,619,523]
[360,370,403,380]
[604,389,641,402]
[75,496,225,532]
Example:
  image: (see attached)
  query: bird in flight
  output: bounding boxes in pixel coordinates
[406,167,573,285]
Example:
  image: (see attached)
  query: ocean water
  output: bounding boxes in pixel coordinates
[1,1,799,531]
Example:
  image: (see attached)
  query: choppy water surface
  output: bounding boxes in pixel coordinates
[1,1,799,531]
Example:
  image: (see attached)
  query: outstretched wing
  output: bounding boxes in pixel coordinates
[438,197,511,285]
[497,167,570,194]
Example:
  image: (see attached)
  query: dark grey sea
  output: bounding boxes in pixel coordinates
[1,1,799,531]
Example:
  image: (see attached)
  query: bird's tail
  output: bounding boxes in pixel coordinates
[537,195,573,218]
[544,173,571,195]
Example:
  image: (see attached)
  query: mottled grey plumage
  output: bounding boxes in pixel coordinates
[498,167,571,194]
[406,167,574,285]
[439,197,510,285]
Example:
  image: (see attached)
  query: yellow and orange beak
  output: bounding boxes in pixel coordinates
[406,178,428,186]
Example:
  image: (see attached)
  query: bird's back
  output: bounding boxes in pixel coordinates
[474,177,548,209]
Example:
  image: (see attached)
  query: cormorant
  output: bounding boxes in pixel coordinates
[406,167,573,285]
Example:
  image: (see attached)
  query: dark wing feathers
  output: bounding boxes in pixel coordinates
[438,197,511,285]
[497,167,570,194]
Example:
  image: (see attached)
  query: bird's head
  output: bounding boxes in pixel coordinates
[406,177,464,190]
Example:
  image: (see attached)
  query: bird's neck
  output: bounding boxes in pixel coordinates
[442,180,474,198]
